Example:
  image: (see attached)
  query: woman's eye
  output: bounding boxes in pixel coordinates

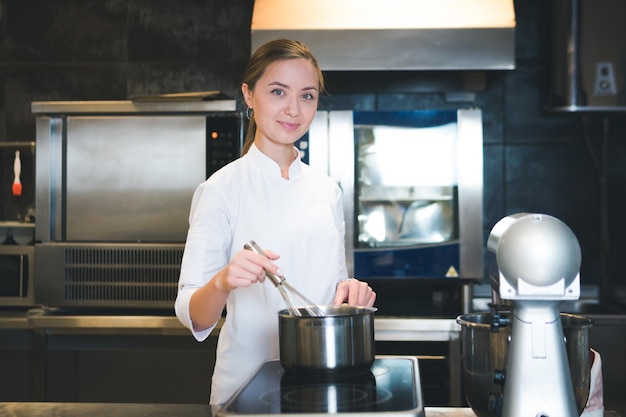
[271,89,285,96]
[302,93,315,100]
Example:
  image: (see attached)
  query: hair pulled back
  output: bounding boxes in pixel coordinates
[241,39,325,155]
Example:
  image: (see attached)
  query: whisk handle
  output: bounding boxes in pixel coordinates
[243,240,283,287]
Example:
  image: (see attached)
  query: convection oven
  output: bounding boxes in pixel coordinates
[302,109,484,315]
[32,100,242,309]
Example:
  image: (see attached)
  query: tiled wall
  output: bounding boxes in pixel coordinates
[0,0,624,297]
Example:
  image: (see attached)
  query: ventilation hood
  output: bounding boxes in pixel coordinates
[251,0,516,71]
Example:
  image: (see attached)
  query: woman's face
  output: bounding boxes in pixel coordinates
[243,58,319,151]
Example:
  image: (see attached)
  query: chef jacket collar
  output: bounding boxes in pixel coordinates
[248,143,302,180]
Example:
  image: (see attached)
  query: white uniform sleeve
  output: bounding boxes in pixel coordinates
[175,179,232,342]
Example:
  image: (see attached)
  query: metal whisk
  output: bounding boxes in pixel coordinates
[244,240,325,317]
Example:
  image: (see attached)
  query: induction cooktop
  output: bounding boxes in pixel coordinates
[216,355,424,417]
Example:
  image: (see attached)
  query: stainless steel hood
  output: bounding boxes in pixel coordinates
[251,0,516,71]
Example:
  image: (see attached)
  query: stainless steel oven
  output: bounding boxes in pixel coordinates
[303,109,484,314]
[32,100,242,309]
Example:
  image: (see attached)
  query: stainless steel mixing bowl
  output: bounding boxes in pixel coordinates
[457,311,593,417]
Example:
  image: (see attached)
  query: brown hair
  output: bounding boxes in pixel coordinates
[241,39,325,155]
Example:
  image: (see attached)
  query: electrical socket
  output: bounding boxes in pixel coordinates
[593,62,617,96]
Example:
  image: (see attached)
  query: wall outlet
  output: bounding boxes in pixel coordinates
[593,62,618,96]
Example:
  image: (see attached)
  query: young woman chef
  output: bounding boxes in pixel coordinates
[175,38,377,405]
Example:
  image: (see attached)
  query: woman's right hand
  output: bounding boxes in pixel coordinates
[214,248,281,291]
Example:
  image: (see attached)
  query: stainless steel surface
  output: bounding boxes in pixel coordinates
[34,100,240,244]
[546,0,626,112]
[327,111,355,276]
[40,115,206,242]
[308,109,484,299]
[457,312,592,417]
[250,0,515,70]
[278,305,376,372]
[24,308,199,335]
[31,99,236,113]
[0,310,462,408]
[3,309,460,337]
[0,401,622,416]
[456,109,484,312]
[243,240,324,317]
[375,317,460,342]
[0,402,214,417]
[0,310,30,329]
[488,213,582,300]
[33,100,242,308]
[34,242,184,309]
[11,403,604,417]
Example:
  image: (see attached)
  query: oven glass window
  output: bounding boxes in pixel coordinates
[0,254,28,297]
[354,113,459,249]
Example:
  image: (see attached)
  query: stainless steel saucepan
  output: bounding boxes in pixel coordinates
[278,304,377,373]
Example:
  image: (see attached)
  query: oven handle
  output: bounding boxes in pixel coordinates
[19,254,25,297]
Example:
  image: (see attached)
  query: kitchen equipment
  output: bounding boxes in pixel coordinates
[304,109,483,315]
[483,213,585,417]
[250,0,515,71]
[243,240,324,317]
[32,100,242,309]
[546,0,626,111]
[216,355,424,417]
[0,245,35,307]
[457,311,592,417]
[278,304,376,373]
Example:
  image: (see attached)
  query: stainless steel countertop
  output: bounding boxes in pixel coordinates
[0,310,29,329]
[31,99,236,114]
[0,403,475,417]
[0,403,620,417]
[0,402,620,417]
[0,308,461,340]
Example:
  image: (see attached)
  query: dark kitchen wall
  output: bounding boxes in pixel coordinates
[0,0,625,300]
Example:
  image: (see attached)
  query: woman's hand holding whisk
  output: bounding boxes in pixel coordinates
[215,248,281,291]
[333,278,376,307]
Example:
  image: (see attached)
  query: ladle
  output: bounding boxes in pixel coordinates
[244,240,325,317]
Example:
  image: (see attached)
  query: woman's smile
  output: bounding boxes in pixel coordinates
[277,120,300,131]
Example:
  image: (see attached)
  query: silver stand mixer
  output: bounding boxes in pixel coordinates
[488,213,582,417]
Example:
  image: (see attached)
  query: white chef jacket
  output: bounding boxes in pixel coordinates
[174,143,348,404]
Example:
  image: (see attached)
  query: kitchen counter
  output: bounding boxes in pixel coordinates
[0,308,462,340]
[0,403,620,417]
[0,309,29,329]
[0,308,464,406]
[4,308,624,412]
[0,403,476,417]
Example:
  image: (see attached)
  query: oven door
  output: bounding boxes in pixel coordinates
[0,245,35,307]
[307,109,483,280]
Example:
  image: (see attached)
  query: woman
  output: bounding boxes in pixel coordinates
[174,39,376,405]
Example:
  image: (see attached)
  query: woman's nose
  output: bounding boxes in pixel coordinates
[285,98,299,116]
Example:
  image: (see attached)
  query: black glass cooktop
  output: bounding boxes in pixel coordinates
[216,356,424,417]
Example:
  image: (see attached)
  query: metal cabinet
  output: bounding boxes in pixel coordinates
[28,312,218,404]
[44,333,217,403]
[0,313,39,402]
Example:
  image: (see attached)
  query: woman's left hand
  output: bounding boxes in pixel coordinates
[333,278,376,307]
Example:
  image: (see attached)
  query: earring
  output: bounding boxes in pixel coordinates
[245,107,253,120]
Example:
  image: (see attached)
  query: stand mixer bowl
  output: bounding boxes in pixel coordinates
[457,311,593,417]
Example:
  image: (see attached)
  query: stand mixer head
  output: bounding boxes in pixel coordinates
[488,213,582,417]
